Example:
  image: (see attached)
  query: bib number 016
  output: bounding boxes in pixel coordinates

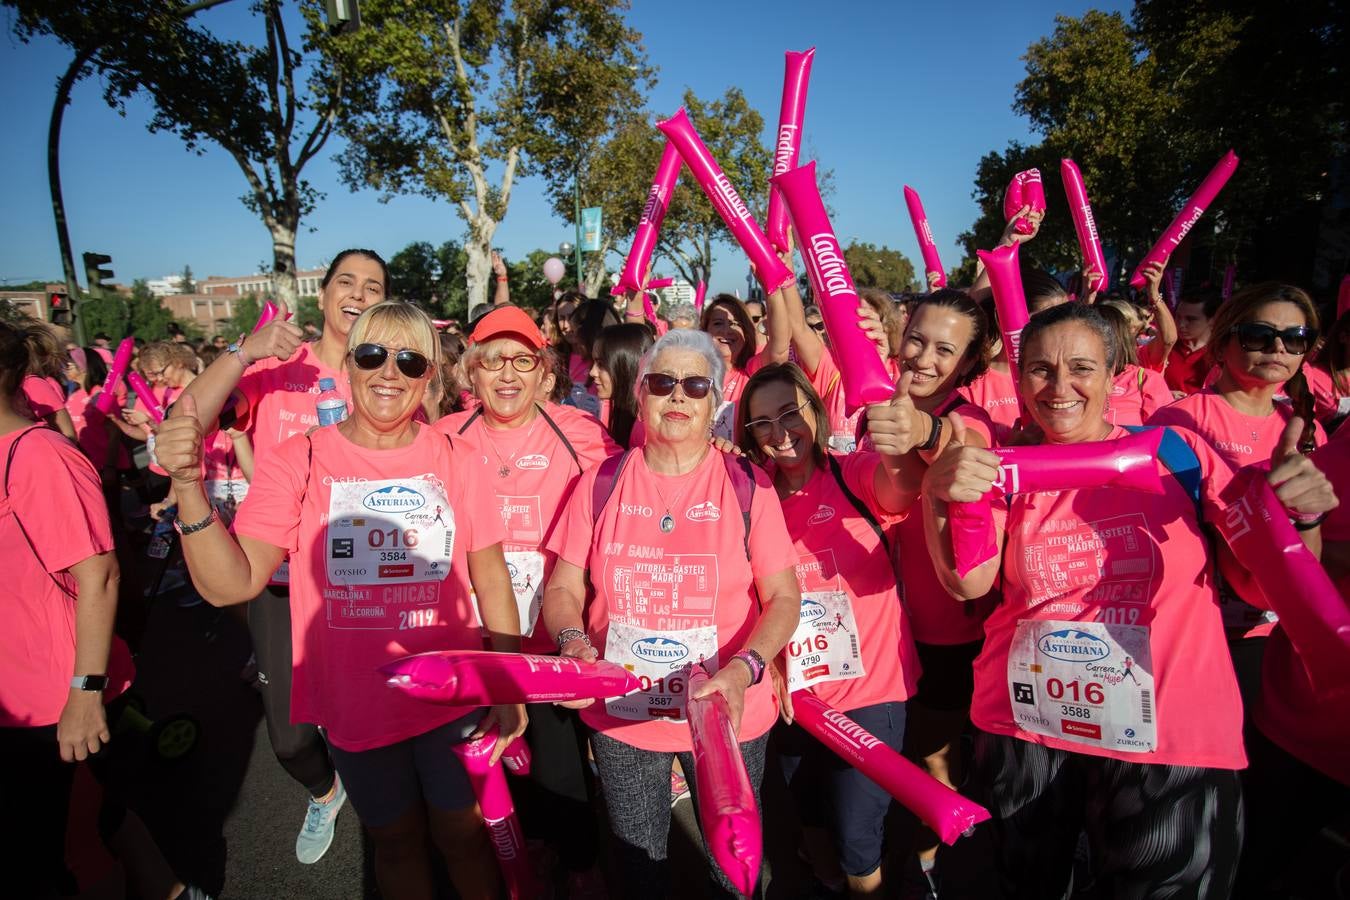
[1045,678,1104,705]
[368,528,420,549]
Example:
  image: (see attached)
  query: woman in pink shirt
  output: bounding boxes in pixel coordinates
[157,303,523,900]
[922,301,1335,898]
[542,328,800,898]
[700,294,789,440]
[14,319,77,440]
[1097,303,1174,426]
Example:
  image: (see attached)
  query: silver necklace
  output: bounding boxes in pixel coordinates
[651,472,695,534]
[483,412,542,478]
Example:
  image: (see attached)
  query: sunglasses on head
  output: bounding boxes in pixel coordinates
[1233,323,1316,356]
[351,342,431,378]
[642,373,713,399]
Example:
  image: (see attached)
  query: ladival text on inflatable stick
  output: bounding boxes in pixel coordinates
[658,109,793,293]
[381,649,641,706]
[694,279,708,314]
[614,140,682,296]
[1061,159,1109,293]
[775,162,895,415]
[450,727,537,900]
[127,371,165,423]
[687,666,762,898]
[1003,169,1045,236]
[792,689,990,845]
[94,337,134,414]
[902,186,947,288]
[765,48,816,253]
[1129,150,1239,288]
[976,243,1031,382]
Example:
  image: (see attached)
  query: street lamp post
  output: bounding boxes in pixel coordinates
[572,164,584,290]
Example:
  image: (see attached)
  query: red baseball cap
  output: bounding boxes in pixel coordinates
[469,306,546,349]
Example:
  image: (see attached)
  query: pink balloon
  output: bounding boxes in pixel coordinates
[1003,169,1044,236]
[94,337,134,414]
[126,371,165,423]
[657,109,793,293]
[976,243,1030,381]
[774,162,895,415]
[614,140,682,296]
[902,186,947,288]
[694,279,708,313]
[765,48,816,254]
[543,257,567,286]
[1061,159,1109,293]
[381,650,641,705]
[1129,150,1239,288]
[450,727,537,900]
[791,690,990,845]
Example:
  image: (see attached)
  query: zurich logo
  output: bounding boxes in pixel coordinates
[799,598,827,623]
[1037,629,1110,662]
[1124,728,1136,738]
[362,485,426,513]
[632,637,689,664]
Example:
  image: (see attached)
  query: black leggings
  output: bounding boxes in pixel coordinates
[516,701,600,871]
[248,585,336,799]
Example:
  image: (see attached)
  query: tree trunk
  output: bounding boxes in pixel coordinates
[583,239,612,297]
[464,232,493,314]
[270,222,299,310]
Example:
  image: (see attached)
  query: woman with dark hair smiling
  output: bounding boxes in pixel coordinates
[590,322,655,448]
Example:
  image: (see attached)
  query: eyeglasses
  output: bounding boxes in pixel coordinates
[807,321,826,333]
[642,373,713,399]
[746,401,810,437]
[144,366,169,378]
[351,343,431,378]
[1233,323,1316,356]
[748,315,764,324]
[478,353,542,373]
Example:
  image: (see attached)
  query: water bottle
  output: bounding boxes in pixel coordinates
[315,377,348,427]
[147,507,176,559]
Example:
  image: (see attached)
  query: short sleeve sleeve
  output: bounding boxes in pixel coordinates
[9,430,112,573]
[546,465,600,568]
[22,376,66,419]
[232,433,307,553]
[747,466,798,580]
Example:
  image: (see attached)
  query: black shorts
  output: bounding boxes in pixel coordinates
[912,640,982,712]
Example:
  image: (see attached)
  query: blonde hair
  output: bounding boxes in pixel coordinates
[346,301,439,365]
[137,341,173,374]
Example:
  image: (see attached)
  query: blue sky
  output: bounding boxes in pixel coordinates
[0,1,1127,295]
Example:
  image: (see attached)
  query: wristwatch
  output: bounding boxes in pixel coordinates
[917,412,943,452]
[71,675,109,692]
[227,339,254,369]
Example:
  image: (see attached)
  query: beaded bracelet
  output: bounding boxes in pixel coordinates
[731,649,765,685]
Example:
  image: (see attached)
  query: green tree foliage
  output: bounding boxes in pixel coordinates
[506,249,559,312]
[125,279,179,340]
[332,0,650,310]
[387,240,471,318]
[843,242,918,293]
[226,294,263,339]
[179,264,195,294]
[78,292,130,341]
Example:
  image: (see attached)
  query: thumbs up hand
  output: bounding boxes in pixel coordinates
[922,411,1002,504]
[155,393,206,487]
[1268,416,1337,520]
[865,371,924,457]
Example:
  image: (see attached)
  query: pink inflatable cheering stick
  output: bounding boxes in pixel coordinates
[765,48,816,254]
[645,277,674,290]
[93,337,134,414]
[1003,169,1045,236]
[1061,159,1109,293]
[451,727,537,900]
[659,109,793,294]
[976,243,1031,382]
[501,737,531,776]
[792,689,990,844]
[694,279,708,314]
[775,162,895,415]
[1129,150,1239,288]
[126,371,165,423]
[642,290,659,324]
[381,649,641,705]
[1216,468,1350,690]
[252,299,282,332]
[614,140,682,297]
[686,666,761,898]
[903,186,947,289]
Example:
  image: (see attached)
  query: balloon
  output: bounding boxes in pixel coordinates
[976,243,1031,381]
[126,371,165,424]
[792,689,991,845]
[1129,150,1239,288]
[686,667,761,898]
[903,186,947,289]
[1003,169,1045,236]
[694,280,708,314]
[765,48,816,254]
[381,650,641,705]
[450,727,537,900]
[1061,160,1109,293]
[658,109,793,293]
[773,162,895,415]
[93,337,134,414]
[543,257,567,286]
[614,140,683,296]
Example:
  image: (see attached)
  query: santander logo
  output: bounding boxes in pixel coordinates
[515,454,549,470]
[807,505,835,525]
[686,500,722,523]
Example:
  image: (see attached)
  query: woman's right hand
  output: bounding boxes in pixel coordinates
[242,314,305,364]
[922,412,1001,503]
[1141,260,1167,305]
[154,394,206,486]
[557,636,598,709]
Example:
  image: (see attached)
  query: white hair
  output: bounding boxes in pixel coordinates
[636,328,726,407]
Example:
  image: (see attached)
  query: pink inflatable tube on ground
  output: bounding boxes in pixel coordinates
[1003,169,1044,236]
[380,650,641,705]
[694,280,707,313]
[659,110,792,294]
[614,140,683,296]
[1216,467,1350,690]
[774,163,895,415]
[1061,160,1109,293]
[791,690,990,844]
[977,243,1031,381]
[948,428,1166,578]
[765,48,816,254]
[1129,150,1239,288]
[686,667,761,898]
[451,726,537,900]
[903,186,947,288]
[127,372,165,423]
[93,337,134,414]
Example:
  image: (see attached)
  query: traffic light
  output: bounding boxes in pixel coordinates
[49,290,72,327]
[83,252,115,299]
[324,0,360,33]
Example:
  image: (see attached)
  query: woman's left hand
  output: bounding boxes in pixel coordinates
[710,434,745,457]
[690,661,753,732]
[855,300,888,356]
[473,703,528,766]
[1269,417,1338,517]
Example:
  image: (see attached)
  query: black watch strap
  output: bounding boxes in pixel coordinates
[71,675,109,691]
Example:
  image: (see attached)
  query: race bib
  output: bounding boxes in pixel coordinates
[603,620,718,722]
[1007,619,1156,753]
[712,399,736,441]
[786,591,866,692]
[826,433,857,454]
[502,550,545,637]
[326,477,454,586]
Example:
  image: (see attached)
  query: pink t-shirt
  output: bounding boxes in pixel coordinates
[547,447,798,752]
[957,366,1019,444]
[21,375,65,420]
[1105,364,1173,427]
[777,452,919,710]
[568,352,591,390]
[436,403,620,651]
[970,425,1247,769]
[232,425,505,751]
[1302,365,1344,424]
[64,388,122,470]
[1,426,134,727]
[1253,627,1350,786]
[237,343,349,461]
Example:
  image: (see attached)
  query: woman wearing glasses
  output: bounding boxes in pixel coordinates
[435,305,618,894]
[157,302,522,900]
[542,328,800,897]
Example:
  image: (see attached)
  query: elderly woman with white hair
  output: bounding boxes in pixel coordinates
[542,328,800,897]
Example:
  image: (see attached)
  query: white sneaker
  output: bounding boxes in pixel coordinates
[296,778,346,864]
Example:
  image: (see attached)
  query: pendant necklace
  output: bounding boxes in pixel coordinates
[652,471,695,534]
[484,412,542,478]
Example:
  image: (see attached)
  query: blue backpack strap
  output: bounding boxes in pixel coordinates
[722,453,756,561]
[1123,425,1202,519]
[590,449,632,526]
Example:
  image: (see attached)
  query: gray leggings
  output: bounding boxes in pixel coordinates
[590,729,769,899]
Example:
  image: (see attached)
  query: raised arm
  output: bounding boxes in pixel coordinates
[181,314,304,431]
[920,412,1004,599]
[492,251,511,307]
[1137,261,1177,369]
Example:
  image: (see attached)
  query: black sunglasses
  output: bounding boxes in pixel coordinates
[351,342,431,378]
[642,373,713,399]
[1233,323,1316,356]
[808,321,826,332]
